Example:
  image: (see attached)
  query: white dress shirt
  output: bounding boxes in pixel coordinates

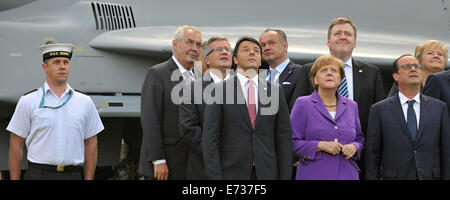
[209,71,231,83]
[6,82,104,166]
[343,58,354,100]
[237,72,259,113]
[329,111,336,119]
[173,55,195,81]
[398,91,420,129]
[266,58,290,83]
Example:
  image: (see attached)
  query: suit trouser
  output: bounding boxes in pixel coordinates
[24,162,83,180]
[251,166,258,180]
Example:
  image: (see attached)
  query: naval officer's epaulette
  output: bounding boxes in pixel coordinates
[23,89,37,96]
[74,89,86,94]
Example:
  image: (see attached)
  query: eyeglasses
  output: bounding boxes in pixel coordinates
[399,63,422,70]
[206,46,232,56]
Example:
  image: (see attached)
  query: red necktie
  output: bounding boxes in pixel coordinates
[247,79,256,128]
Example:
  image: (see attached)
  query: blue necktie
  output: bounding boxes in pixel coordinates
[338,76,349,97]
[269,69,278,83]
[407,100,417,140]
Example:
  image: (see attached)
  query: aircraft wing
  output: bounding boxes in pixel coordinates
[88,26,174,58]
[89,26,424,67]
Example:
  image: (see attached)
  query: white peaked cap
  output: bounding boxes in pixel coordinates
[39,43,76,61]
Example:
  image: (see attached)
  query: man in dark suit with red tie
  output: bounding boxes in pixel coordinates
[202,37,292,180]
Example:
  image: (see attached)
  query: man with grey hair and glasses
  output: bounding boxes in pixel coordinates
[179,36,233,179]
[365,54,450,180]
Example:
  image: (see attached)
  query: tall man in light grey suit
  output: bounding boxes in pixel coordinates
[365,54,450,180]
[139,26,202,180]
[202,37,292,180]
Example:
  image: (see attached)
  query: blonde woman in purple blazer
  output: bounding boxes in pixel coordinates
[290,55,364,180]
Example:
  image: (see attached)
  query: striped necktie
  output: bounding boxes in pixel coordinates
[338,76,349,98]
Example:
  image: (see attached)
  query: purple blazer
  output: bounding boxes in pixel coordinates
[290,90,364,180]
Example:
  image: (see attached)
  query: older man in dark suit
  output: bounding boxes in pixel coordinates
[178,36,233,179]
[423,70,450,117]
[365,54,450,180]
[202,37,292,180]
[139,26,202,180]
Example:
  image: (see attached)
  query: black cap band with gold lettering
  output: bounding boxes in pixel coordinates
[42,51,72,62]
[39,43,76,62]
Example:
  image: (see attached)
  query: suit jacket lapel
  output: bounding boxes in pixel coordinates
[203,72,214,85]
[416,94,430,142]
[311,91,335,123]
[334,94,347,122]
[278,61,294,84]
[390,96,415,143]
[168,57,178,71]
[198,73,213,111]
[232,76,253,129]
[254,77,270,128]
[168,58,183,90]
[352,60,363,102]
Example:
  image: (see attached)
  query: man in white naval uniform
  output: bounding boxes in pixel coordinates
[7,42,104,180]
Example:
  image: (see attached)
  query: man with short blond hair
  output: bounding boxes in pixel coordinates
[304,17,385,179]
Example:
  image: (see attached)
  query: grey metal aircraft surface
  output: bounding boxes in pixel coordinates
[1,0,449,178]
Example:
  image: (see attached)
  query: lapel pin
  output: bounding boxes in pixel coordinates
[359,69,363,73]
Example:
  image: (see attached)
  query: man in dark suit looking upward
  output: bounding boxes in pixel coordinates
[365,54,450,180]
[139,25,202,180]
[302,17,386,179]
[179,36,233,179]
[325,17,385,134]
[259,29,313,179]
[202,37,292,180]
[259,29,313,110]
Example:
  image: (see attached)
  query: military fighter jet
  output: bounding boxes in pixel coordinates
[1,0,449,179]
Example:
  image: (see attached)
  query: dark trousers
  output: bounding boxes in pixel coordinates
[24,163,82,180]
[251,166,257,180]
